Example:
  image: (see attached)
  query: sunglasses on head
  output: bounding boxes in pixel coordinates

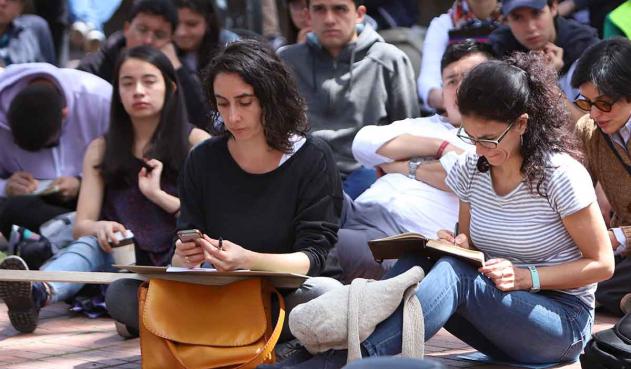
[574,94,618,113]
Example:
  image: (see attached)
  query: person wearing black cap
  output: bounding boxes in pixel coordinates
[489,0,599,122]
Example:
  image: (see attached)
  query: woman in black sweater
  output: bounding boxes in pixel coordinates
[172,39,344,337]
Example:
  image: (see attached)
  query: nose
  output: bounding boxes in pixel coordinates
[590,104,603,119]
[175,25,185,38]
[323,9,336,24]
[141,34,155,46]
[133,82,146,96]
[226,105,241,124]
[525,18,537,32]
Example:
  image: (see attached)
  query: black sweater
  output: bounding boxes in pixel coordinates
[177,136,343,276]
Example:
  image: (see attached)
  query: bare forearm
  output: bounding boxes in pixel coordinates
[73,219,99,239]
[146,190,180,214]
[248,251,311,274]
[377,135,462,161]
[518,258,614,290]
[415,161,450,191]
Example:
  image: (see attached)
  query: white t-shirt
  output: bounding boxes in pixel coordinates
[352,114,473,237]
[446,151,597,306]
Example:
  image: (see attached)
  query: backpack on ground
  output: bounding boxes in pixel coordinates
[580,311,631,368]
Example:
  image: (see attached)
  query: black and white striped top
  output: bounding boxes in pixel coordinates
[446,152,597,307]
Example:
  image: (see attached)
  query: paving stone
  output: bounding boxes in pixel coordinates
[0,301,619,368]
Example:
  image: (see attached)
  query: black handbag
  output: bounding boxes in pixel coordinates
[580,312,631,368]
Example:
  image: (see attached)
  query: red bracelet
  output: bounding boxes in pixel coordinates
[435,140,450,159]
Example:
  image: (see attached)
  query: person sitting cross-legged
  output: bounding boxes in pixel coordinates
[261,51,614,369]
[0,45,209,334]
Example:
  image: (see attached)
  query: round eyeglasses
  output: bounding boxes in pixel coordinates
[457,121,514,149]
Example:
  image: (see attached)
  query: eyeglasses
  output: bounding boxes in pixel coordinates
[457,121,515,149]
[574,95,618,113]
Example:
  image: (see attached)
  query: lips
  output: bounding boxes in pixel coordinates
[133,102,150,109]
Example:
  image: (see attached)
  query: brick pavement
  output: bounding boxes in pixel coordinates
[0,301,618,369]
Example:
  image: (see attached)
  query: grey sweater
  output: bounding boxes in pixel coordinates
[279,26,419,175]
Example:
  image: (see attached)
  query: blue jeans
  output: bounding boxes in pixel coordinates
[41,236,114,304]
[362,254,594,364]
[343,167,377,200]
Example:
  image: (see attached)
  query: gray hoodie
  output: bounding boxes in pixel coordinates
[279,25,419,175]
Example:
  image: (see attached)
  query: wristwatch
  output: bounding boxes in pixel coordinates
[407,157,424,179]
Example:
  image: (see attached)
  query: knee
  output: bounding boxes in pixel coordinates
[303,277,343,297]
[105,279,142,321]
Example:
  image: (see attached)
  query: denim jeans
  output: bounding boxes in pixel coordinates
[362,254,594,365]
[343,167,377,200]
[41,236,114,304]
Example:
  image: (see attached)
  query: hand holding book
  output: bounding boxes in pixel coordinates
[368,231,485,268]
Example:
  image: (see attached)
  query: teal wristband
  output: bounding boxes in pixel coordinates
[528,265,540,293]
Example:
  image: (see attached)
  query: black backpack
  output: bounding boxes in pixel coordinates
[581,312,631,368]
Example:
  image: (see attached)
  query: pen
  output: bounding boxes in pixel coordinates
[218,237,223,251]
[453,222,459,245]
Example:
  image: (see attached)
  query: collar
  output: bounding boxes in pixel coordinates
[618,115,631,145]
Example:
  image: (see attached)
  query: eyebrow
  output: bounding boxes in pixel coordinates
[214,93,256,99]
[120,74,158,79]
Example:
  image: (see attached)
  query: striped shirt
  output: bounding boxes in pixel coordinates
[446,152,597,307]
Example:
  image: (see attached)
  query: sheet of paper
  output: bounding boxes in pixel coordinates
[166,266,250,272]
[33,179,57,195]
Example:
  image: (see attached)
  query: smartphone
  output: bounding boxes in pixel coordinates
[177,229,202,243]
[109,230,135,247]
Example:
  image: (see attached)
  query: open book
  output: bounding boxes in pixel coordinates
[368,232,485,268]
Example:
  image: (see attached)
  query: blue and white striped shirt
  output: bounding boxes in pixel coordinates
[446,152,596,307]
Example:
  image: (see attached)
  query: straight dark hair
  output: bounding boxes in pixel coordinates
[571,37,631,102]
[457,52,580,196]
[174,0,222,72]
[127,0,178,32]
[99,45,189,186]
[440,39,494,73]
[202,39,308,153]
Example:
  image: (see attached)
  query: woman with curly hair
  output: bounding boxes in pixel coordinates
[266,52,614,368]
[172,39,344,339]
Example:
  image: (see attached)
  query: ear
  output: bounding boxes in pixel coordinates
[356,5,367,23]
[123,21,131,39]
[517,113,529,134]
[61,107,69,120]
[549,1,558,17]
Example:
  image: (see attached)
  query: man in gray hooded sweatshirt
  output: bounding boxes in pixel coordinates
[278,0,419,198]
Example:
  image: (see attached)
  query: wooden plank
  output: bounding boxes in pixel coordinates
[0,270,306,288]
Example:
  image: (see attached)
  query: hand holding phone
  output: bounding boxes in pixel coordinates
[177,229,202,243]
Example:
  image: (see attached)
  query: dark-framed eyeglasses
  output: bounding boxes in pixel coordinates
[457,121,515,149]
[574,94,618,113]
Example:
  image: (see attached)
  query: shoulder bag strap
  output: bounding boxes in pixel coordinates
[236,287,286,368]
[600,129,631,176]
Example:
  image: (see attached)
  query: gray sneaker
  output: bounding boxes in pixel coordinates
[0,256,43,333]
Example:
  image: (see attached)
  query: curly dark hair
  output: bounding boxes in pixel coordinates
[202,39,308,153]
[457,51,580,197]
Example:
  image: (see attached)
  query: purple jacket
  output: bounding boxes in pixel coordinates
[0,63,112,195]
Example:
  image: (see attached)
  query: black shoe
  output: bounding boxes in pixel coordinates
[0,256,47,333]
[257,349,346,369]
[258,340,313,368]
